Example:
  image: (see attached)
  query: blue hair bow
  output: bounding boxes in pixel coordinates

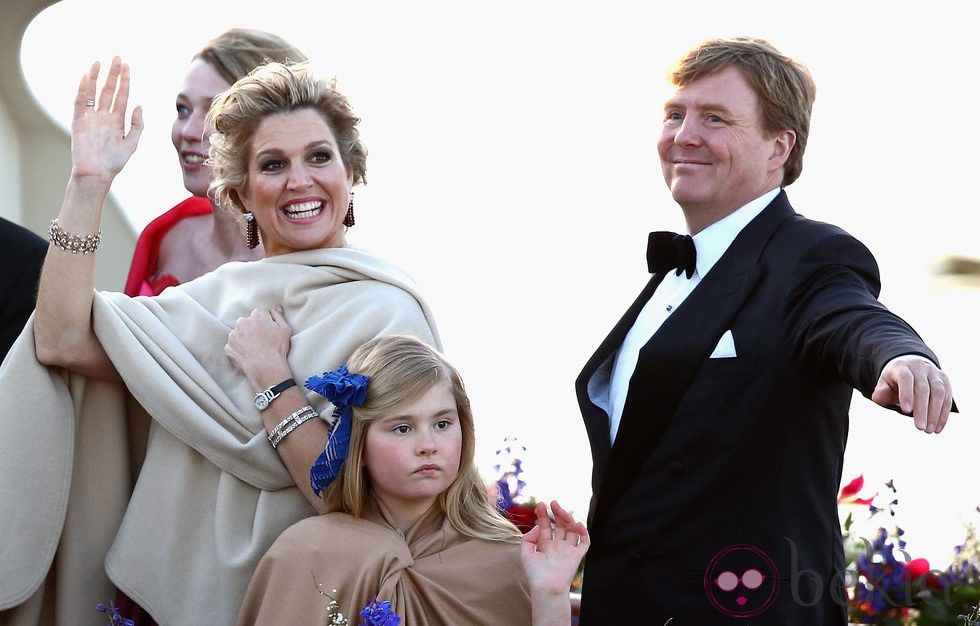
[305,365,369,496]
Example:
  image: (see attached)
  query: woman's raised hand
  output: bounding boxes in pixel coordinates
[71,56,143,182]
[32,57,143,380]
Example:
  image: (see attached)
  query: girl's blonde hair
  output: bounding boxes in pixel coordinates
[321,335,522,544]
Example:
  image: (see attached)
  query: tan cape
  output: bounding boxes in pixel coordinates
[0,247,441,626]
[237,499,532,626]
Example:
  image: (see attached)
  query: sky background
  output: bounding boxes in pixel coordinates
[21,0,978,567]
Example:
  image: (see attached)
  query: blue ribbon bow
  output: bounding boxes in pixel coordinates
[305,365,369,496]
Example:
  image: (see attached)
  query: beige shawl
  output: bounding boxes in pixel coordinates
[237,499,532,626]
[0,247,441,626]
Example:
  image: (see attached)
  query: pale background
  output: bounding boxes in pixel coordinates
[19,0,977,567]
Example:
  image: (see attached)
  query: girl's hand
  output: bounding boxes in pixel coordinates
[521,500,590,596]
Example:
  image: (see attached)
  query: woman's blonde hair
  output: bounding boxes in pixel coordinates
[207,61,367,214]
[321,335,522,544]
[195,28,307,86]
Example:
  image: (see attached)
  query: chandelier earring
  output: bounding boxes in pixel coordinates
[244,211,260,249]
[344,191,355,227]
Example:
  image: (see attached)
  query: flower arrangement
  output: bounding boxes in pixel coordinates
[920,522,980,626]
[847,526,930,624]
[490,436,539,534]
[95,600,134,626]
[958,605,980,626]
[489,437,587,599]
[839,475,980,625]
[314,576,401,626]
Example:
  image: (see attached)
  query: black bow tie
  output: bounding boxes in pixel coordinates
[647,231,696,279]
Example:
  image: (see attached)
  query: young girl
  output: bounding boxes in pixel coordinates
[235,334,588,625]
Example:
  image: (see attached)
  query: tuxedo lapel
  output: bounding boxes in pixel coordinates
[585,276,664,374]
[577,274,666,486]
[587,192,796,538]
[588,265,759,537]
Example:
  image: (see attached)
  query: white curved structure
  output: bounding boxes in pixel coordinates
[1,0,134,291]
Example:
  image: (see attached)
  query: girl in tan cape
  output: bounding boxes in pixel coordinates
[235,334,589,625]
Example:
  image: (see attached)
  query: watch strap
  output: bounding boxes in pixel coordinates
[255,378,296,410]
[266,379,297,396]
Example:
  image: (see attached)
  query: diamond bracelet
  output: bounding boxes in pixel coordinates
[48,219,102,254]
[268,405,319,449]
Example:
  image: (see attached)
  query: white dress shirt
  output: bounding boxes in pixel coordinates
[595,188,780,442]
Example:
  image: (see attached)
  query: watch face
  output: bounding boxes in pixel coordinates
[255,394,270,411]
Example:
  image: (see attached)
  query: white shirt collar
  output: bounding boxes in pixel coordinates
[691,188,780,277]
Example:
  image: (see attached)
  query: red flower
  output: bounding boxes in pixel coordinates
[904,557,931,581]
[837,474,878,506]
[504,503,537,534]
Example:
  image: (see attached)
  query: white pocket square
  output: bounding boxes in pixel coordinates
[709,330,737,358]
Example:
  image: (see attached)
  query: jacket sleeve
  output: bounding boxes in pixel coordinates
[782,232,939,400]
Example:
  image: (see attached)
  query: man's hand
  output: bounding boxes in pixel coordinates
[871,355,953,433]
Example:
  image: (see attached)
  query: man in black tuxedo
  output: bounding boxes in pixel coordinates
[1,217,46,362]
[575,37,955,625]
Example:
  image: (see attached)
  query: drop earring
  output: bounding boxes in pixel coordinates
[344,191,355,227]
[244,212,260,249]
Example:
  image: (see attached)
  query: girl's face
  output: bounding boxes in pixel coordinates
[363,380,462,529]
[238,108,352,256]
[171,58,230,198]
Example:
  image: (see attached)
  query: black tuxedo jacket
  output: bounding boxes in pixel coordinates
[1,218,46,363]
[575,192,940,625]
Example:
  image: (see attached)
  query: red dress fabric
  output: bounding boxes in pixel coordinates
[123,196,212,296]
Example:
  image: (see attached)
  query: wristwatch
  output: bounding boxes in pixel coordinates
[254,379,296,411]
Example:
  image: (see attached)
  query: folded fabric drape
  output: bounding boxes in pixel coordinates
[0,246,441,626]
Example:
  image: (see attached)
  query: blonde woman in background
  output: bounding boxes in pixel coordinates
[124,28,307,296]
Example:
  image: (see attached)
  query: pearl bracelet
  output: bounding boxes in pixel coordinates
[48,219,102,254]
[268,405,319,449]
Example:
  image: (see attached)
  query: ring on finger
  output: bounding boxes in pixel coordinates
[83,99,96,107]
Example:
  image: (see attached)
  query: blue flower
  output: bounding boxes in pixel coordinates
[95,601,135,626]
[314,577,402,626]
[359,597,400,626]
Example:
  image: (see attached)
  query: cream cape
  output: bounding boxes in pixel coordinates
[0,247,441,626]
[237,499,532,626]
